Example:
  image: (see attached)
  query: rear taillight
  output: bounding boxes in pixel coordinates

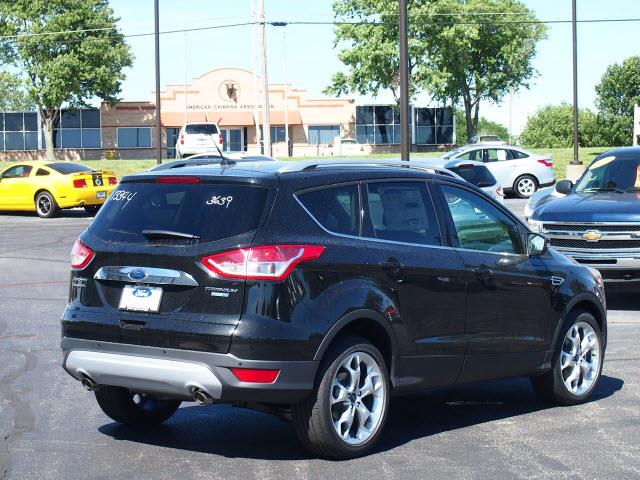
[70,239,94,269]
[202,244,325,281]
[180,134,184,145]
[73,179,88,188]
[108,177,118,186]
[155,176,202,184]
[537,159,553,167]
[230,368,280,383]
[218,133,223,145]
[496,186,504,197]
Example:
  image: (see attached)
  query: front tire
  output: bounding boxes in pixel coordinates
[513,175,538,199]
[95,386,181,427]
[35,191,58,218]
[293,336,390,459]
[531,311,603,405]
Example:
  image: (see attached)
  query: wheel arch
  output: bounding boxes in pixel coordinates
[313,309,398,374]
[555,293,607,350]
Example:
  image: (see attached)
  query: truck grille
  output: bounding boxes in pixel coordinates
[544,223,640,232]
[550,238,640,250]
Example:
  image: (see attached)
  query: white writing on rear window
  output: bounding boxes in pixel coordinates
[111,190,137,207]
[206,195,233,208]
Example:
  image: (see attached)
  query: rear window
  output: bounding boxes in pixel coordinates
[449,165,497,188]
[46,162,92,174]
[185,124,219,135]
[90,181,268,244]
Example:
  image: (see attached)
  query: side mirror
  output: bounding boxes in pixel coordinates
[555,179,573,195]
[527,233,548,256]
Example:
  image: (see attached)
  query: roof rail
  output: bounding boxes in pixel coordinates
[275,158,461,180]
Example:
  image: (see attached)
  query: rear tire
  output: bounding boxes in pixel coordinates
[513,175,538,199]
[35,191,58,218]
[84,205,100,216]
[95,386,181,427]
[531,311,603,406]
[293,336,390,459]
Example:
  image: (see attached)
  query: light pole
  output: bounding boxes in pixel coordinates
[399,0,410,161]
[258,0,271,157]
[154,0,162,164]
[272,22,290,156]
[571,0,581,165]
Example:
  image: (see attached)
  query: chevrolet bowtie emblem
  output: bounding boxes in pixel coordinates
[582,230,602,242]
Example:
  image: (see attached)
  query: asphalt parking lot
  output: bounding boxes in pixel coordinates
[1,199,639,480]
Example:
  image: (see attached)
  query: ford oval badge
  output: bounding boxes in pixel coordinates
[129,269,148,281]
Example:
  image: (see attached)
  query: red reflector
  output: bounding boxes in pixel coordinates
[70,239,95,269]
[230,368,280,383]
[108,176,118,186]
[538,159,553,167]
[73,179,88,188]
[180,134,184,145]
[219,133,223,145]
[202,245,325,281]
[155,176,202,184]
[496,186,504,197]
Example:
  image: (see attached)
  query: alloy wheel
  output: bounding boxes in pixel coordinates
[517,177,536,197]
[37,195,51,215]
[560,321,601,396]
[330,351,386,445]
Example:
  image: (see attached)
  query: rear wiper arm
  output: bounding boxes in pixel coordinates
[142,229,200,240]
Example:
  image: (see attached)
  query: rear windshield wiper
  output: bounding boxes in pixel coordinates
[142,230,200,240]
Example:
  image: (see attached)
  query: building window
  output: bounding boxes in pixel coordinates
[308,125,340,145]
[0,113,39,151]
[49,109,102,149]
[260,126,287,143]
[118,127,152,148]
[414,107,454,145]
[356,105,401,145]
[166,127,180,158]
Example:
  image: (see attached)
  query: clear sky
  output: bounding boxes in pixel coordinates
[110,0,640,135]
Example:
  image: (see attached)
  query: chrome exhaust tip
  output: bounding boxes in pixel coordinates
[81,376,99,392]
[192,388,214,406]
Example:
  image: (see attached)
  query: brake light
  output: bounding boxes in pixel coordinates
[108,177,118,186]
[180,134,184,145]
[155,176,202,184]
[70,239,94,269]
[219,133,223,146]
[73,178,88,188]
[496,186,504,197]
[538,159,553,167]
[202,244,325,281]
[230,368,280,383]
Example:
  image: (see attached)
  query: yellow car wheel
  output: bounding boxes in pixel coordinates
[35,191,59,219]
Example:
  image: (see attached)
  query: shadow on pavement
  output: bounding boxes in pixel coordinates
[605,284,640,311]
[0,209,90,219]
[98,375,623,461]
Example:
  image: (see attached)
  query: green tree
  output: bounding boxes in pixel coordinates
[0,0,133,160]
[455,110,509,145]
[325,0,547,140]
[0,71,35,111]
[520,104,600,148]
[594,56,640,146]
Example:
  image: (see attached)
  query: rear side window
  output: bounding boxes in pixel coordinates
[46,162,92,174]
[511,150,529,159]
[456,149,481,161]
[90,182,268,244]
[297,185,360,236]
[448,165,497,188]
[185,124,219,135]
[365,182,441,246]
[36,168,50,176]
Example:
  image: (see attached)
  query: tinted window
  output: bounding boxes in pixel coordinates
[366,182,441,245]
[5,132,24,150]
[486,149,513,162]
[61,129,82,148]
[511,150,529,159]
[448,165,497,188]
[4,113,23,131]
[82,129,101,148]
[46,162,92,174]
[24,113,38,131]
[576,153,640,193]
[24,132,38,150]
[61,111,81,128]
[118,128,152,148]
[90,182,269,244]
[442,185,522,254]
[36,168,50,176]
[185,124,219,135]
[298,185,359,236]
[82,109,101,128]
[2,165,32,178]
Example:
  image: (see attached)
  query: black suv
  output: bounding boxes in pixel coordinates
[62,160,607,459]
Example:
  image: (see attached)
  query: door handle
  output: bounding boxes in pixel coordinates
[473,267,494,281]
[380,258,405,281]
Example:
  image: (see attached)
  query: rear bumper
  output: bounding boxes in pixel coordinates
[61,337,317,404]
[557,250,640,282]
[58,187,115,208]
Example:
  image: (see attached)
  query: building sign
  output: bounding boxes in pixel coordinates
[187,104,275,111]
[219,80,240,103]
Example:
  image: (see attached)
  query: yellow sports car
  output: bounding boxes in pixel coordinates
[0,161,118,218]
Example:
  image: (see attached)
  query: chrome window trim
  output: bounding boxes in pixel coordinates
[94,266,199,287]
[541,220,640,226]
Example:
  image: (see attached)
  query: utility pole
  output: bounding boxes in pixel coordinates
[272,22,289,156]
[184,32,188,127]
[154,0,162,164]
[399,0,410,161]
[251,0,262,154]
[570,0,581,165]
[258,0,271,156]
